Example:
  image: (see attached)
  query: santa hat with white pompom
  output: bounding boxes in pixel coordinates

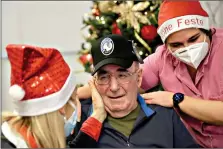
[6,44,76,116]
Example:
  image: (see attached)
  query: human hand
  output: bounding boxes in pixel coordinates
[141,91,174,107]
[88,79,107,123]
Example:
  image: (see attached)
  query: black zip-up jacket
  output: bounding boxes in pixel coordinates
[68,95,200,148]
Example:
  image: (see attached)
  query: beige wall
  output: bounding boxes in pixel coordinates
[200,1,223,28]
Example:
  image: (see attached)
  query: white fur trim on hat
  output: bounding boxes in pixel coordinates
[12,67,76,116]
[9,85,25,101]
[158,15,210,42]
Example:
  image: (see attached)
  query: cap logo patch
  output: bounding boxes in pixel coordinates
[100,38,114,56]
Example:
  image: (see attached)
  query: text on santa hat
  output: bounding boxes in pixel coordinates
[159,17,204,37]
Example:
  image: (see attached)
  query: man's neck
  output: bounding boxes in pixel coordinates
[107,104,140,137]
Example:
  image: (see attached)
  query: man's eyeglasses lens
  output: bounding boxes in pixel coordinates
[95,71,137,85]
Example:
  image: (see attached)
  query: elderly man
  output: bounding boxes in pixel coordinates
[68,34,199,148]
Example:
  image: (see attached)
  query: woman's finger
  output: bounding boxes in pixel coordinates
[141,92,154,99]
[145,98,155,104]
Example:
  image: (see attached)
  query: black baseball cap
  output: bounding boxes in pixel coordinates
[91,34,144,75]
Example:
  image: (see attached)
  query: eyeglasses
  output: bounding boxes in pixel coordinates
[94,69,139,85]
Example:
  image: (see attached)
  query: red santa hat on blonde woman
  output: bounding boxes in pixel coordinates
[6,44,76,116]
[157,0,210,42]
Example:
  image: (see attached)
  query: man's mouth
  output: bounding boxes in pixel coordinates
[108,95,124,99]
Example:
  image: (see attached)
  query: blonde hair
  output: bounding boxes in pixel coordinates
[2,110,66,148]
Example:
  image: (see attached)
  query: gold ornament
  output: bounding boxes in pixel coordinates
[97,1,152,53]
[98,1,116,13]
[111,1,150,32]
[134,30,152,54]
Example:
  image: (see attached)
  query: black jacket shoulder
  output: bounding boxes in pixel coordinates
[67,130,97,148]
[66,98,97,148]
[1,132,16,148]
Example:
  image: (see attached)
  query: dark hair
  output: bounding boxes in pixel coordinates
[199,28,216,42]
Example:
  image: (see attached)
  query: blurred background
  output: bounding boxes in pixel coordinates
[1,1,223,112]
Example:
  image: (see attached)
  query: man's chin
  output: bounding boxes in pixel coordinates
[105,107,131,118]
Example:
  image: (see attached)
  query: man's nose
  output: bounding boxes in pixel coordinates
[109,76,120,92]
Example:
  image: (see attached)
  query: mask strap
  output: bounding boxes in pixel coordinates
[68,100,76,110]
[203,34,207,42]
[167,46,174,54]
[64,100,77,122]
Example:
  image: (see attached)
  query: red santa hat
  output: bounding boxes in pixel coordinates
[6,44,76,116]
[157,0,210,42]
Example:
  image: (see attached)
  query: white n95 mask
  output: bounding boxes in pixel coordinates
[172,36,209,69]
[64,100,78,137]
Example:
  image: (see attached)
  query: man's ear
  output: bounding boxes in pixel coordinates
[137,68,143,88]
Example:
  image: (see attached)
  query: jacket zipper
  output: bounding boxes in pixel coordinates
[126,140,130,147]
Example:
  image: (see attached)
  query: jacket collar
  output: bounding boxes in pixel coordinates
[137,94,155,117]
[88,94,154,117]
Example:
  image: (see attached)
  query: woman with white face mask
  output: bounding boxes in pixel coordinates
[76,1,223,148]
[139,1,223,148]
[1,45,106,148]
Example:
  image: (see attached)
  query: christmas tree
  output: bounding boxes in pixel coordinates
[79,1,163,73]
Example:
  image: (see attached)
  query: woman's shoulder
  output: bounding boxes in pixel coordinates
[1,132,16,148]
[142,44,172,72]
[154,44,167,54]
[212,28,223,43]
[211,28,223,55]
[1,122,28,148]
[214,28,223,34]
[144,44,168,61]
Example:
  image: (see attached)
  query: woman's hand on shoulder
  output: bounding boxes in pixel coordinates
[141,91,174,107]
